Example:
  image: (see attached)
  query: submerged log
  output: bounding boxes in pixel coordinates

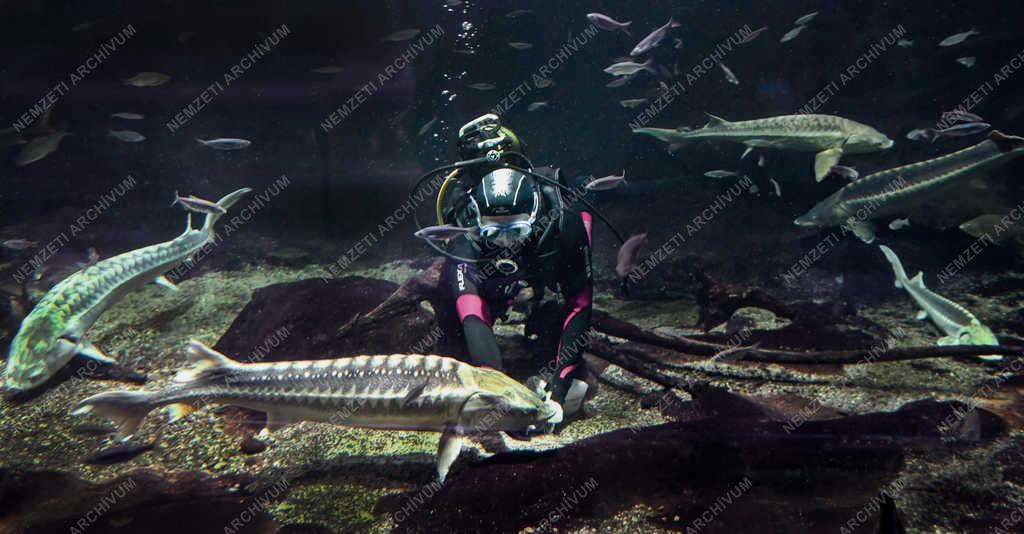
[390,400,1003,533]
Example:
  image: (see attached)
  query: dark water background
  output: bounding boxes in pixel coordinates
[2,0,1023,287]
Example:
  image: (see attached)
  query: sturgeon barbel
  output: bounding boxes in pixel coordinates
[878,245,1000,360]
[634,113,893,181]
[795,131,1024,243]
[74,341,563,482]
[4,188,251,393]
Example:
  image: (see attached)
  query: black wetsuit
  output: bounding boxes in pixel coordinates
[448,167,593,398]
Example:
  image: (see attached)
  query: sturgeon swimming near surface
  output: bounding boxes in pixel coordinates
[3,188,251,393]
[795,131,1024,243]
[878,245,1000,360]
[634,113,893,181]
[73,340,563,482]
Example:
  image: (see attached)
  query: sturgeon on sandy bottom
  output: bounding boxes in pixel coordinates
[74,341,563,482]
[4,188,251,393]
[795,131,1024,243]
[634,113,893,181]
[878,245,1000,360]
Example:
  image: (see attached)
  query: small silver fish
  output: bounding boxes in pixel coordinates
[108,130,146,143]
[508,42,533,50]
[942,110,984,123]
[72,19,103,32]
[195,138,252,150]
[1,239,38,251]
[172,192,227,215]
[780,26,806,43]
[704,170,739,178]
[719,63,739,85]
[711,342,761,362]
[527,102,549,112]
[616,233,648,277]
[956,57,977,68]
[414,224,474,241]
[586,13,632,35]
[604,59,654,76]
[830,165,860,180]
[897,39,914,48]
[506,9,533,18]
[769,178,782,197]
[631,17,680,56]
[111,112,144,120]
[933,122,991,139]
[740,147,754,160]
[606,75,633,88]
[757,155,766,167]
[311,66,344,74]
[794,12,819,26]
[445,0,462,6]
[585,170,627,191]
[381,29,421,42]
[123,72,171,87]
[736,26,768,44]
[15,131,73,166]
[535,78,555,88]
[906,128,936,142]
[417,117,438,136]
[467,82,496,90]
[619,98,648,108]
[888,218,911,230]
[939,29,980,47]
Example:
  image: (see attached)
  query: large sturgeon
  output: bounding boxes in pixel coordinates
[74,341,563,482]
[634,113,893,181]
[4,188,251,393]
[795,131,1024,242]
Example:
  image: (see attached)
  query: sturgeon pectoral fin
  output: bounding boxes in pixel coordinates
[847,221,876,243]
[915,310,929,320]
[437,427,463,483]
[155,275,179,291]
[814,148,843,181]
[77,340,116,363]
[937,335,958,346]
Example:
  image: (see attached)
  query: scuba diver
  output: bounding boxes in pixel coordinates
[411,114,606,418]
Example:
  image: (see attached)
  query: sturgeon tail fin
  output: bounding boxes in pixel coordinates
[72,390,162,439]
[879,245,909,288]
[201,187,252,235]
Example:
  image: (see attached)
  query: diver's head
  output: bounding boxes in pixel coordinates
[469,168,540,248]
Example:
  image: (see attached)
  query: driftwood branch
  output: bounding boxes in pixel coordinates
[592,310,1024,364]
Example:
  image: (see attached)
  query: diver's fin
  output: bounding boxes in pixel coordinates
[155,275,179,292]
[814,147,843,182]
[437,427,463,483]
[703,112,730,128]
[915,310,929,320]
[174,340,238,383]
[201,187,252,235]
[77,340,116,364]
[71,390,161,439]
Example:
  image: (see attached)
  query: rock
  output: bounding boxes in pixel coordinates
[214,276,435,361]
